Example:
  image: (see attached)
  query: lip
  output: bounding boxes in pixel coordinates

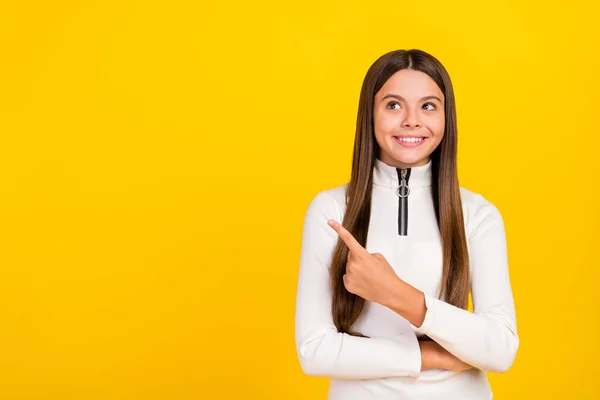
[393,136,427,148]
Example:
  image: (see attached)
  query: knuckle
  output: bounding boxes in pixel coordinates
[343,275,351,288]
[346,261,356,272]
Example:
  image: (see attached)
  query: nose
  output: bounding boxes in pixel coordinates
[402,107,421,128]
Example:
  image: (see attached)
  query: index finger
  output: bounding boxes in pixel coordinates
[327,219,368,256]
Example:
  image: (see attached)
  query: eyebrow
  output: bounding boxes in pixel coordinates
[381,94,443,103]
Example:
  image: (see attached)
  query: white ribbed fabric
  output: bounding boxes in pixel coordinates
[294,158,519,400]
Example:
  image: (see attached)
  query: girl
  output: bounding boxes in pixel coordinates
[294,49,519,399]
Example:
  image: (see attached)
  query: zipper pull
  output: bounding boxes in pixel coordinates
[396,169,410,198]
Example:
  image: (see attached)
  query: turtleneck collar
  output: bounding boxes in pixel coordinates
[373,158,433,189]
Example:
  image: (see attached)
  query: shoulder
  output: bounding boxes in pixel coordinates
[303,182,348,221]
[460,186,505,241]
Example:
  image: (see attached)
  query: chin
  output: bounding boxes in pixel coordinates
[388,149,430,166]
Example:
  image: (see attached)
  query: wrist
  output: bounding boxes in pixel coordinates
[387,279,427,328]
[430,342,443,369]
[419,340,441,370]
[384,277,406,311]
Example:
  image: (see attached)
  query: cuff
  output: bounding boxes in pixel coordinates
[386,332,422,379]
[409,292,436,335]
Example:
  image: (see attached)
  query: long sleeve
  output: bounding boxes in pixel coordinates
[409,195,519,372]
[295,191,423,379]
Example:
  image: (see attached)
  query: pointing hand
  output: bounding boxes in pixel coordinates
[327,219,403,307]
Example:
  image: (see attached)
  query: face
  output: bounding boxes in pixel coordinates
[373,68,445,169]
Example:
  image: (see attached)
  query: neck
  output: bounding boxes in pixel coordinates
[373,157,433,189]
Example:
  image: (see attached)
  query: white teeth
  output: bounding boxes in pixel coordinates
[397,137,423,143]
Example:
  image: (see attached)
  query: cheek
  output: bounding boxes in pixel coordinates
[427,115,445,135]
[373,113,397,135]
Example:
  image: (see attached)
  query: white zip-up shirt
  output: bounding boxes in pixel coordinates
[294,158,519,400]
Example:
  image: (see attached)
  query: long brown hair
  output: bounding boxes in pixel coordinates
[330,49,470,337]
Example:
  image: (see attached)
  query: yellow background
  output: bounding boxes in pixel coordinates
[1,0,598,398]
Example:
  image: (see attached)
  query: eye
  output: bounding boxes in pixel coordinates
[423,102,437,111]
[386,101,401,110]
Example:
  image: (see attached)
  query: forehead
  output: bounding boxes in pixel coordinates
[376,69,444,100]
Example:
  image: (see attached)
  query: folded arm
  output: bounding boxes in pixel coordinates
[407,196,519,373]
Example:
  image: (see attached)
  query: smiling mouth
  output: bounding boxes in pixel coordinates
[393,136,427,143]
